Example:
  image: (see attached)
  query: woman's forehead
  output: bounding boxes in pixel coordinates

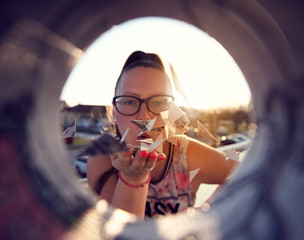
[116,67,172,95]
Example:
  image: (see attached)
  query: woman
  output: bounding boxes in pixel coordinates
[87,51,237,218]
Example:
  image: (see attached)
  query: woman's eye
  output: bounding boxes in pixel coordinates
[152,100,165,106]
[123,99,136,105]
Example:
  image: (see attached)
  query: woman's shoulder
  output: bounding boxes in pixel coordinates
[175,134,190,143]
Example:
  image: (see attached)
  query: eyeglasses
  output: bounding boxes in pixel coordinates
[113,95,174,116]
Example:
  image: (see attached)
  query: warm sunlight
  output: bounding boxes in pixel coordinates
[61,17,251,110]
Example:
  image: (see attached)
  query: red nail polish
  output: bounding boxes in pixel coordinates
[124,150,132,155]
[139,150,149,158]
[159,154,166,161]
[150,154,158,160]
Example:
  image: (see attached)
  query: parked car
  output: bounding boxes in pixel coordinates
[73,156,88,177]
[220,133,249,146]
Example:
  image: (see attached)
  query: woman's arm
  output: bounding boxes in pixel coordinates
[186,138,238,191]
[87,149,165,218]
[87,155,117,202]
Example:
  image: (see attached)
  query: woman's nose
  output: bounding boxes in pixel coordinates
[138,102,152,119]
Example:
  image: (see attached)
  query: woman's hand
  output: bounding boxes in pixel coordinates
[110,146,166,185]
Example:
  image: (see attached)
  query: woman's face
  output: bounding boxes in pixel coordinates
[113,66,172,146]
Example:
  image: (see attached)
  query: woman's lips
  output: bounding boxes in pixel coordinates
[137,132,151,140]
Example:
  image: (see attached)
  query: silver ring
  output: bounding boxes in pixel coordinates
[142,167,154,171]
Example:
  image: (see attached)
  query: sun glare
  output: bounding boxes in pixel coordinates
[61,17,251,111]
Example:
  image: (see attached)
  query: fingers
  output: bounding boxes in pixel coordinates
[141,151,158,171]
[111,147,167,174]
[111,146,134,169]
[134,150,166,171]
[157,152,166,162]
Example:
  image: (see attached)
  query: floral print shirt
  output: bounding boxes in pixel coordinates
[145,135,196,218]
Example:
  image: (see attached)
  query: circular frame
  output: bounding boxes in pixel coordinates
[0,1,303,239]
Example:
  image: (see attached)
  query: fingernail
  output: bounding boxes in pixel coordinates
[139,150,149,158]
[124,150,132,155]
[149,153,158,160]
[159,153,166,161]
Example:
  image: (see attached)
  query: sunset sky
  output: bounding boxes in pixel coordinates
[60,17,251,110]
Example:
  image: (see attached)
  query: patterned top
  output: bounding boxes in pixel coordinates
[145,135,196,218]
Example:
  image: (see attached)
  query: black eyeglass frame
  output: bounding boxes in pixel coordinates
[113,94,175,116]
